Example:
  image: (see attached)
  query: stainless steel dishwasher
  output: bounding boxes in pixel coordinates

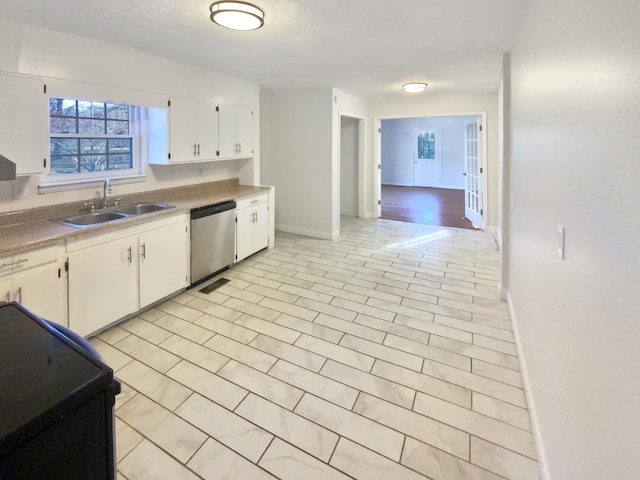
[190,200,236,286]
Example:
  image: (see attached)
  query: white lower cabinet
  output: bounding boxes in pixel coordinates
[0,243,67,324]
[67,214,188,336]
[68,236,139,336]
[236,193,269,262]
[139,220,189,308]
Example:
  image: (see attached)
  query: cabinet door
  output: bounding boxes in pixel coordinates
[139,221,188,308]
[0,73,47,175]
[253,202,269,252]
[218,104,253,159]
[68,237,138,337]
[168,97,218,162]
[235,207,255,263]
[14,263,67,324]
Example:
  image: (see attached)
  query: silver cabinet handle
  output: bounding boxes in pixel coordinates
[197,143,201,156]
[4,291,9,303]
[127,246,133,264]
[141,242,146,260]
[17,286,22,304]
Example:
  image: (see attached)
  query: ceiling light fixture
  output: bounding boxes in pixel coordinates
[209,1,265,31]
[402,83,428,93]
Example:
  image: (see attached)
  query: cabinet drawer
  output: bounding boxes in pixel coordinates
[236,193,268,210]
[2,243,62,275]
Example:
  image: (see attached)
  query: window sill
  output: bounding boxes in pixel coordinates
[38,174,146,195]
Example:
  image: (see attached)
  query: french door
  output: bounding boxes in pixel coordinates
[464,120,482,228]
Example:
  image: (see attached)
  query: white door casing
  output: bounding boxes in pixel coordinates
[413,127,441,187]
[376,119,382,217]
[464,120,482,228]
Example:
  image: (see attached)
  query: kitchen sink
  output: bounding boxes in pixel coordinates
[53,203,176,228]
[115,203,174,215]
[58,211,127,227]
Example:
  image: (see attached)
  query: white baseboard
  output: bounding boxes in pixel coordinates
[505,290,551,480]
[275,223,335,241]
[340,209,357,217]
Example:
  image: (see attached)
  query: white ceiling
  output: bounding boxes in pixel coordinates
[0,0,529,99]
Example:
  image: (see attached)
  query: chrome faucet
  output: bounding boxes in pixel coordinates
[102,179,112,209]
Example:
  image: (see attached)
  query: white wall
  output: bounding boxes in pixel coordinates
[506,0,640,478]
[370,93,499,229]
[260,88,334,239]
[0,21,260,213]
[381,116,477,189]
[340,116,359,216]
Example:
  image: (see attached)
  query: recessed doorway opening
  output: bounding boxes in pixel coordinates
[378,114,484,230]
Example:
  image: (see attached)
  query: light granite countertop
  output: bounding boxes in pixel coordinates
[0,179,269,256]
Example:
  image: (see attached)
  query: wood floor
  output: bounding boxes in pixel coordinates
[381,185,477,230]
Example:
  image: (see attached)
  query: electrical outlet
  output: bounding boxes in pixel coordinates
[197,166,204,176]
[557,224,565,260]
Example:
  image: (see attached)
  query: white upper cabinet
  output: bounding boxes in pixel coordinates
[218,103,253,160]
[169,97,219,162]
[148,98,253,164]
[0,72,48,175]
[150,97,219,164]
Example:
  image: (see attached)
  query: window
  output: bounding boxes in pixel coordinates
[49,98,136,176]
[417,132,436,160]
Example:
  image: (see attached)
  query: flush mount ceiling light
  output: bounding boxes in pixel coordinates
[209,1,265,31]
[402,83,428,93]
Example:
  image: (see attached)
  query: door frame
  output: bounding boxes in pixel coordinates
[374,111,488,230]
[338,112,367,220]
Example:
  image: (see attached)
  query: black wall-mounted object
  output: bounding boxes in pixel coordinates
[0,154,16,181]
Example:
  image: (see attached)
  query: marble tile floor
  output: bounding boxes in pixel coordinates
[90,216,540,480]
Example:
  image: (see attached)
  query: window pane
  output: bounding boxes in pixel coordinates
[107,119,129,135]
[108,154,133,170]
[50,138,78,155]
[80,155,107,172]
[107,103,129,120]
[108,138,132,153]
[49,98,77,117]
[80,138,107,154]
[50,117,77,134]
[78,100,105,119]
[78,118,106,135]
[50,155,79,174]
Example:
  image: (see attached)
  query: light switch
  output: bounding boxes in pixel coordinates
[557,224,565,260]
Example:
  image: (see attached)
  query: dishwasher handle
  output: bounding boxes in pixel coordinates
[191,200,236,220]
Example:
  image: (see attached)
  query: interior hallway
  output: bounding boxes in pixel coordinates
[381,185,477,230]
[91,217,539,480]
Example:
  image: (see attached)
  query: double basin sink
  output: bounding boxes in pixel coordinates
[55,203,175,228]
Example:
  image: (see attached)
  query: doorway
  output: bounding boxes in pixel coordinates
[378,114,484,229]
[339,114,365,225]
